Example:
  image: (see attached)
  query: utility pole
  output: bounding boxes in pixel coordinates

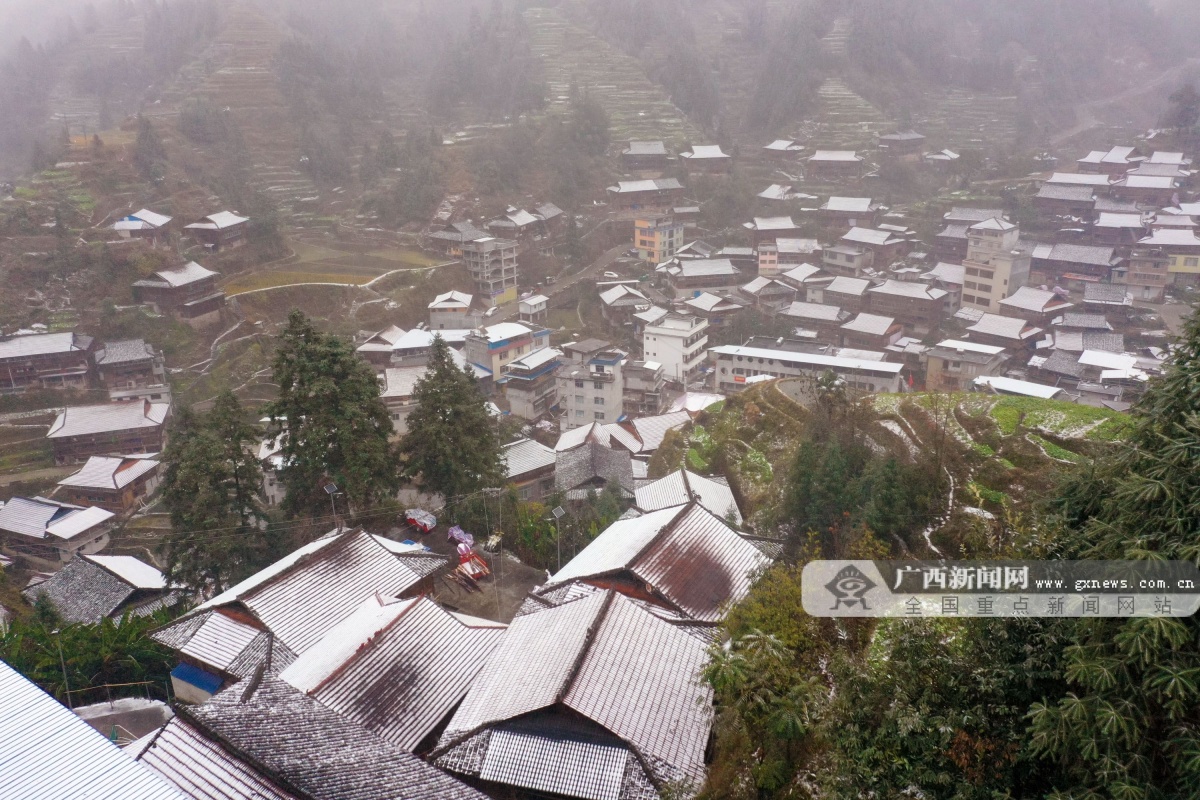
[324,482,341,532]
[551,506,566,572]
[52,630,73,709]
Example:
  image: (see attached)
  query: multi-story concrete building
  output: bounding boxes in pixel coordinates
[709,342,903,394]
[634,214,684,263]
[622,359,666,417]
[925,339,1008,393]
[643,314,709,383]
[518,294,549,326]
[659,258,743,297]
[463,322,549,380]
[557,349,627,429]
[461,238,518,306]
[502,347,562,421]
[960,218,1030,313]
[428,291,479,330]
[1136,228,1200,285]
[821,244,875,277]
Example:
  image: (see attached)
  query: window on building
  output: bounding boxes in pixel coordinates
[594,412,605,420]
[574,395,584,403]
[1187,257,1199,267]
[593,397,605,405]
[575,409,585,418]
[575,380,584,388]
[593,381,604,390]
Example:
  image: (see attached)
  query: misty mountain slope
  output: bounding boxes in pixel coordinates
[523,6,701,146]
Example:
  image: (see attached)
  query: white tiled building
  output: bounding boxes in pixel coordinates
[643,314,709,383]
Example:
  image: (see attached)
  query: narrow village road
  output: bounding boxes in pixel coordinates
[492,243,629,323]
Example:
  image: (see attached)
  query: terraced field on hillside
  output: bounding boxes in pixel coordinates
[524,7,702,146]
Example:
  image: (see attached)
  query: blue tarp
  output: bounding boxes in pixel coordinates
[171,662,223,695]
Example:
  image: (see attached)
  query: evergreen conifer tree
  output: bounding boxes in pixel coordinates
[397,334,503,509]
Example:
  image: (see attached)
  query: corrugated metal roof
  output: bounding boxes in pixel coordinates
[48,402,170,439]
[86,555,166,589]
[968,313,1040,340]
[503,438,556,480]
[842,313,897,336]
[629,411,691,452]
[187,677,488,800]
[563,592,712,786]
[975,376,1063,399]
[280,595,506,751]
[781,301,843,322]
[0,659,189,800]
[178,610,264,672]
[633,504,771,622]
[0,331,87,360]
[239,530,438,653]
[153,261,218,287]
[555,422,612,452]
[549,508,684,587]
[999,286,1072,313]
[0,496,70,538]
[822,196,873,212]
[46,506,115,539]
[634,469,741,524]
[138,715,302,800]
[58,455,160,490]
[445,591,609,735]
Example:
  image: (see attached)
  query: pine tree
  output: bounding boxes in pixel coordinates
[1029,307,1200,797]
[132,115,166,182]
[266,310,399,517]
[397,335,503,509]
[159,394,273,593]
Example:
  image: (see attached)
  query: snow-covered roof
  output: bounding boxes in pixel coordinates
[681,144,730,160]
[1095,212,1145,229]
[428,290,473,310]
[763,139,802,152]
[974,376,1063,399]
[821,196,874,213]
[841,313,897,336]
[810,150,862,162]
[869,279,947,301]
[153,261,218,287]
[841,227,900,246]
[969,217,1016,232]
[747,216,796,231]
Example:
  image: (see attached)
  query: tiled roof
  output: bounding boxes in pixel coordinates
[555,442,635,494]
[279,595,505,752]
[623,141,667,156]
[944,207,1004,223]
[1057,312,1112,330]
[1036,243,1118,267]
[607,179,684,193]
[681,144,729,159]
[21,556,143,623]
[136,715,302,800]
[810,150,861,161]
[0,660,189,800]
[600,284,649,307]
[95,339,155,365]
[1083,283,1132,304]
[869,279,947,300]
[184,677,488,800]
[1039,349,1085,378]
[1035,184,1096,202]
[429,290,473,309]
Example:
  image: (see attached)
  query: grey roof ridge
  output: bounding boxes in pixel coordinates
[171,699,314,800]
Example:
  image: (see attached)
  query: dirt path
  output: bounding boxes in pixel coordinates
[0,466,73,487]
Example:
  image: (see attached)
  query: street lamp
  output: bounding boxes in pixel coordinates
[551,506,566,572]
[51,629,72,709]
[324,482,342,532]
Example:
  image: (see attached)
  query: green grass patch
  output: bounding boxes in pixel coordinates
[990,403,1021,435]
[686,448,709,471]
[967,481,1008,506]
[1028,434,1082,463]
[971,442,995,457]
[13,187,37,199]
